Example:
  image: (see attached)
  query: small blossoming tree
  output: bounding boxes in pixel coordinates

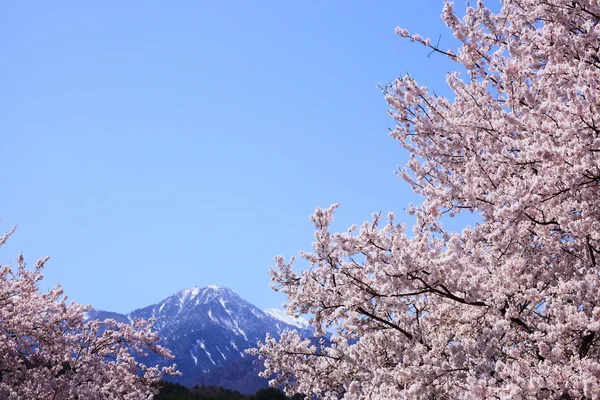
[251,1,600,398]
[0,227,178,399]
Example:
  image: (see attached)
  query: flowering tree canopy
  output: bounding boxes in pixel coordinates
[251,0,600,398]
[0,227,178,399]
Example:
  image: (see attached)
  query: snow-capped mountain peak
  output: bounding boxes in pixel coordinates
[177,286,201,306]
[86,285,315,386]
[264,308,309,329]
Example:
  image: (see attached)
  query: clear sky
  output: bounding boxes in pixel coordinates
[0,1,473,313]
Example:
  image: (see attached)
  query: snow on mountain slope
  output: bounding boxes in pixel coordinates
[264,308,309,329]
[87,285,314,383]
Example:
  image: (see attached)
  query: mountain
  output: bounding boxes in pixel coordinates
[86,285,312,392]
[183,354,270,395]
[264,308,309,329]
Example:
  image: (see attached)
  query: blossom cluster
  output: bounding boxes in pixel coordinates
[251,1,600,398]
[0,227,178,399]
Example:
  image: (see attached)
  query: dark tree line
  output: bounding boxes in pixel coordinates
[156,381,304,400]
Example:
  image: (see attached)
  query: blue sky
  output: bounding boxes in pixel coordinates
[0,1,471,313]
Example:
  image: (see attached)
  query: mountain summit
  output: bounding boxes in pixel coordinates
[87,285,312,384]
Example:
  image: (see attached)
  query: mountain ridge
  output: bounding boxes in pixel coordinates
[86,285,313,392]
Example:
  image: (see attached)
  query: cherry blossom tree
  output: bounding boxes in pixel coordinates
[250,0,600,398]
[0,227,178,399]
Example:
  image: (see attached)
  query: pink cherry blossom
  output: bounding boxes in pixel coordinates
[250,1,600,398]
[0,227,178,399]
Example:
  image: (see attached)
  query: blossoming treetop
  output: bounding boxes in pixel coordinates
[251,1,600,398]
[0,227,179,399]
